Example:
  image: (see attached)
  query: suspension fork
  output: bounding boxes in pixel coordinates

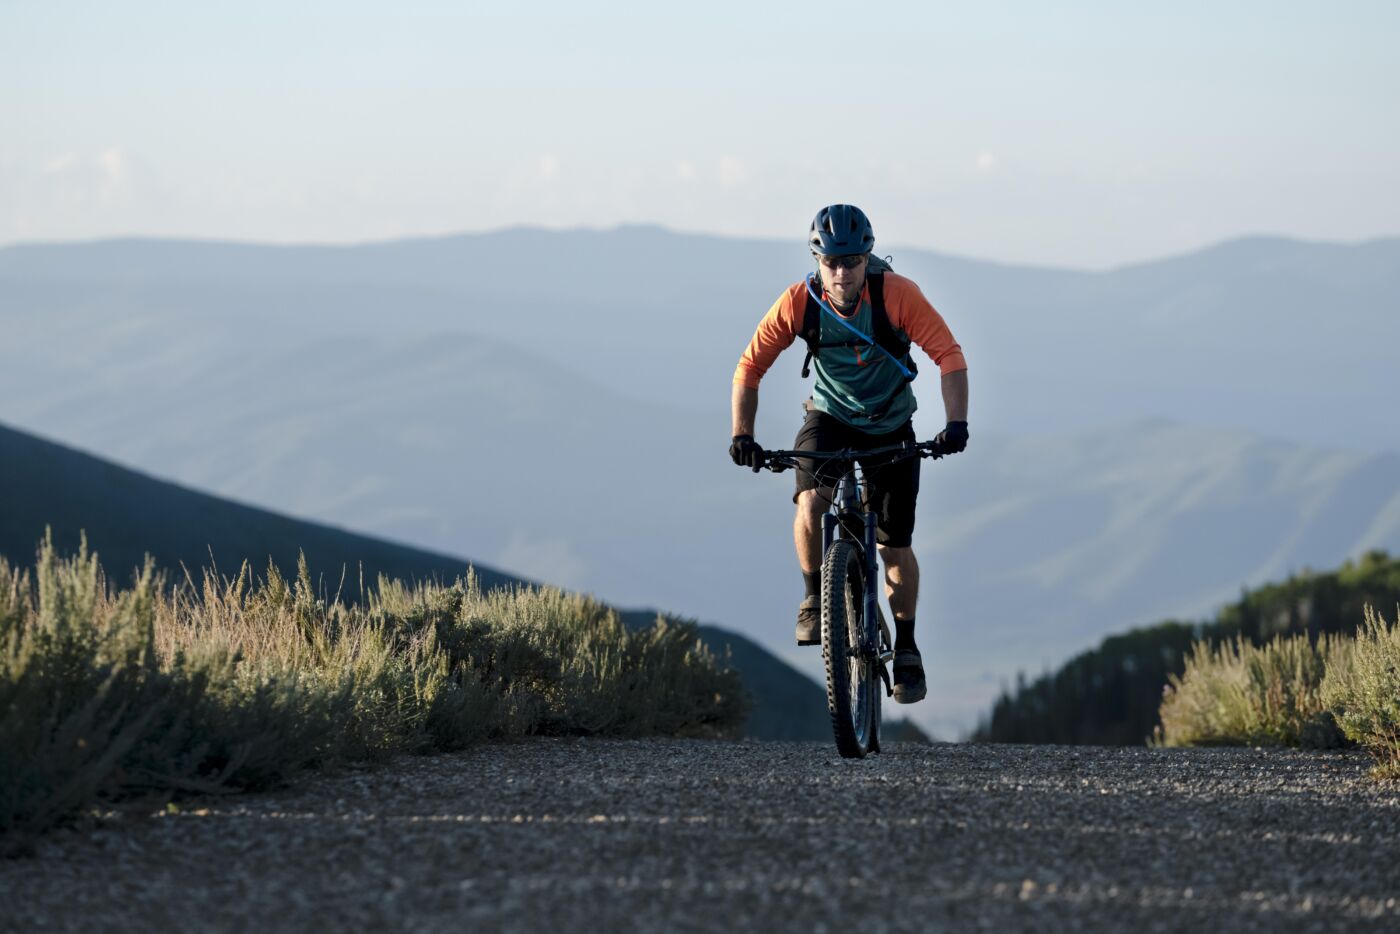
[864,509,879,654]
[821,473,880,659]
[821,471,855,555]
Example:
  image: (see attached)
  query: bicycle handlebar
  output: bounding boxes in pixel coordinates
[756,438,948,474]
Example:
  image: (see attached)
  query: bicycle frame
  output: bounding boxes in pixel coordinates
[821,467,883,668]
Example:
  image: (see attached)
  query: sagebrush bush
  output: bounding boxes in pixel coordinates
[0,541,174,835]
[1155,633,1344,748]
[1320,607,1400,779]
[0,537,748,836]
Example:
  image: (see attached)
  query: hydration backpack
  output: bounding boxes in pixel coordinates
[797,255,918,383]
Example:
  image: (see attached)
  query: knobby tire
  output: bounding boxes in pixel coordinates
[821,540,879,758]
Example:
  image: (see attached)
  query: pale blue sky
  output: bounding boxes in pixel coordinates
[3,0,1396,267]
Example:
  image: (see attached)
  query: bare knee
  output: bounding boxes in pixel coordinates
[879,545,920,584]
[796,488,830,522]
[878,545,917,568]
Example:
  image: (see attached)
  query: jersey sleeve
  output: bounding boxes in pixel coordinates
[733,282,805,389]
[883,273,968,375]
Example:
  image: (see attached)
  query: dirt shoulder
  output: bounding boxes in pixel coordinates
[4,740,1399,932]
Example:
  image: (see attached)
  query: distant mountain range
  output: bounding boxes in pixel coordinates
[2,227,1397,736]
[4,227,1395,447]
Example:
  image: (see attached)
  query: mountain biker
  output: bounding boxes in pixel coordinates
[729,204,969,704]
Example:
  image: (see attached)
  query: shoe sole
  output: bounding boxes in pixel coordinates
[892,684,926,704]
[796,635,821,646]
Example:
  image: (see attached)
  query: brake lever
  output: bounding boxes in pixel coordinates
[764,456,793,473]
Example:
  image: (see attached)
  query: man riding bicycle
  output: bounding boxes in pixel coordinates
[729,204,969,704]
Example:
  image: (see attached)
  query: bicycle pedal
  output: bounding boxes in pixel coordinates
[879,664,893,697]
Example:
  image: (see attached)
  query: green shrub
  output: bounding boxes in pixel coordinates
[1155,632,1343,748]
[369,573,747,741]
[0,541,172,834]
[1321,607,1400,779]
[0,538,748,836]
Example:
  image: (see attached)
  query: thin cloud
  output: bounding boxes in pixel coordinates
[98,149,128,185]
[40,148,132,198]
[43,153,80,175]
[717,156,748,187]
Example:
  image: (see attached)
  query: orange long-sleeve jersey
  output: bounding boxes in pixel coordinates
[733,271,967,390]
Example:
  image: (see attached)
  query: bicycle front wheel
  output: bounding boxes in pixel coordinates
[821,539,878,758]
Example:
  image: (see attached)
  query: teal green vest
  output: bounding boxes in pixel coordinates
[809,294,916,434]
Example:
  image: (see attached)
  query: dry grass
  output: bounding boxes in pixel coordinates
[1320,607,1400,779]
[1155,633,1345,749]
[0,536,747,836]
[1158,606,1400,779]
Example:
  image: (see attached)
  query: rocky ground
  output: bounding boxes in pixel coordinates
[4,740,1399,932]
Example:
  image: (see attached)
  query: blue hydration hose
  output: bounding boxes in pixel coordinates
[804,273,916,380]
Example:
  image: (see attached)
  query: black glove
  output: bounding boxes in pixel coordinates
[729,434,765,471]
[934,421,969,454]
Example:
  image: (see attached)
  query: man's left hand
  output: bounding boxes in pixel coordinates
[935,420,969,454]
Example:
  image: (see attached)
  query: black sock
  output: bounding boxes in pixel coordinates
[803,571,821,599]
[895,618,916,652]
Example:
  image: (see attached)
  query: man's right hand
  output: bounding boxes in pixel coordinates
[729,434,765,471]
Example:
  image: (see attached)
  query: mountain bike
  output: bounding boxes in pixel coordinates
[759,439,947,758]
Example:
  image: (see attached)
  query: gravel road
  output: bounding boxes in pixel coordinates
[4,739,1399,932]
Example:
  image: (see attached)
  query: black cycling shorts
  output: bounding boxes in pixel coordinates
[791,408,919,548]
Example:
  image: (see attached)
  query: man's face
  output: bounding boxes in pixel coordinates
[817,253,868,307]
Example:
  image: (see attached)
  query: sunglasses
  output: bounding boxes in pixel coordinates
[818,254,867,270]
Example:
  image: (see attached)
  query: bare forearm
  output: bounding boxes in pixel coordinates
[941,370,969,422]
[731,384,758,437]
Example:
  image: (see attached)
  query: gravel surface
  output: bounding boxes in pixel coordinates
[4,740,1399,932]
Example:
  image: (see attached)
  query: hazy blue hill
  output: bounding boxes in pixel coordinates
[913,421,1400,731]
[1108,234,1400,287]
[0,225,758,289]
[0,421,521,592]
[0,420,835,741]
[0,323,731,606]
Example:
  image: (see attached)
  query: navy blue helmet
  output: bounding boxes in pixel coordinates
[809,204,875,256]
